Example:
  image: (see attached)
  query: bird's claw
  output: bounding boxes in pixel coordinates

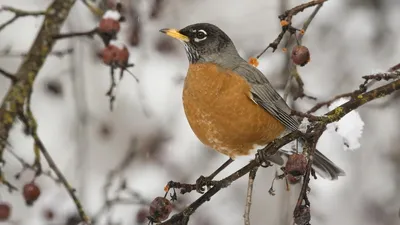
[195,175,212,194]
[256,150,273,168]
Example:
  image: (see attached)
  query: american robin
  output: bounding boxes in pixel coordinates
[160,23,345,190]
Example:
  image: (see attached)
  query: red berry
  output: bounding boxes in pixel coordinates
[98,18,120,34]
[285,153,308,176]
[23,182,41,205]
[116,46,129,66]
[149,197,172,223]
[136,208,149,224]
[0,202,11,221]
[291,45,310,66]
[101,45,119,65]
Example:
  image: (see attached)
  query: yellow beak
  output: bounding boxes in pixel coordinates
[159,28,189,42]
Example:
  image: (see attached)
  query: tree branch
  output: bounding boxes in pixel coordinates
[81,0,104,17]
[0,6,47,32]
[244,167,258,225]
[256,0,327,58]
[0,0,91,223]
[0,0,76,164]
[0,67,16,82]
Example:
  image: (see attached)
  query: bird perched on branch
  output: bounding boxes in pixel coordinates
[160,23,344,192]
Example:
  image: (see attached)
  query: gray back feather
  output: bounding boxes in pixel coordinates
[230,60,300,131]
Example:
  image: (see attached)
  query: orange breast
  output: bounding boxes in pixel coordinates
[183,63,285,158]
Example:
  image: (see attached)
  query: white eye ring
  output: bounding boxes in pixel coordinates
[194,29,207,42]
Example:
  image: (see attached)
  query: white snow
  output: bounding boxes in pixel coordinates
[102,10,121,21]
[327,97,365,151]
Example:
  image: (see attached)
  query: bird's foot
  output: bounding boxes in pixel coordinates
[195,175,213,194]
[256,150,273,168]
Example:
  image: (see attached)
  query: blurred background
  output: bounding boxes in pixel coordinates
[0,0,400,224]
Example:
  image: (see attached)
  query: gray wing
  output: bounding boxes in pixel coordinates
[232,62,300,131]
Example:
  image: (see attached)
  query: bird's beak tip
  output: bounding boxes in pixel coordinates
[159,28,189,42]
[159,28,169,34]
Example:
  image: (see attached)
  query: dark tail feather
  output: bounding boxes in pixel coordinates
[311,149,346,180]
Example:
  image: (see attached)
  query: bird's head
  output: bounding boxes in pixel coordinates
[160,23,238,63]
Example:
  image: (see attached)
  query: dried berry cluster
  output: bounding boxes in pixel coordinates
[97,5,130,68]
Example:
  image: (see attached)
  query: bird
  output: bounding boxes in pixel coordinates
[160,23,345,191]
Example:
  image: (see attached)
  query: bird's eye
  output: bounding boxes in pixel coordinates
[196,31,205,39]
[194,30,207,42]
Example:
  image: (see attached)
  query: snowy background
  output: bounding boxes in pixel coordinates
[0,0,400,225]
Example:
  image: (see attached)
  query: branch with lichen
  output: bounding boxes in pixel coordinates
[0,0,91,223]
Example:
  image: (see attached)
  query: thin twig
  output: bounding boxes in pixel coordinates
[93,179,148,222]
[0,1,90,222]
[0,167,18,192]
[6,148,60,181]
[0,48,74,58]
[284,3,324,101]
[20,98,90,223]
[293,127,324,225]
[106,67,117,111]
[297,3,324,42]
[256,0,327,58]
[53,28,98,40]
[0,67,16,82]
[389,63,400,72]
[81,0,105,17]
[362,70,400,82]
[306,70,400,113]
[18,89,42,175]
[0,6,47,32]
[243,167,258,225]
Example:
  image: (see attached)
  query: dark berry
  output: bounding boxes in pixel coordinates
[0,202,11,221]
[149,197,173,222]
[285,154,308,176]
[23,182,41,205]
[136,208,149,224]
[291,45,310,66]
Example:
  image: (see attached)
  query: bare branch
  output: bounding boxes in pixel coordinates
[284,3,324,101]
[256,0,327,58]
[18,94,89,222]
[0,48,73,58]
[244,167,258,225]
[81,0,104,17]
[53,28,98,40]
[0,0,90,223]
[0,6,47,32]
[0,67,16,82]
